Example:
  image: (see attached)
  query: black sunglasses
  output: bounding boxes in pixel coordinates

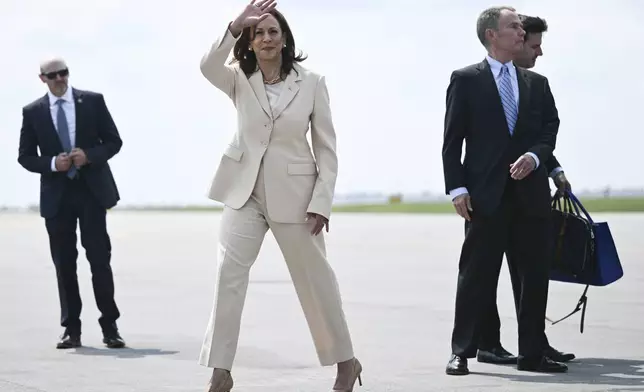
[42,68,69,80]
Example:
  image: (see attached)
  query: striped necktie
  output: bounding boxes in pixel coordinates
[499,64,518,135]
[56,99,77,178]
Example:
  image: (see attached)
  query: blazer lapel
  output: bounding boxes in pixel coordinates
[39,94,64,150]
[514,68,530,132]
[478,59,499,96]
[271,69,302,120]
[72,88,85,145]
[477,60,509,132]
[248,71,273,119]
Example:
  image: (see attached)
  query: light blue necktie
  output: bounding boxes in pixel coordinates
[499,64,518,135]
[56,99,77,178]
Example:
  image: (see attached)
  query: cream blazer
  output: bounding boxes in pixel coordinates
[200,26,338,224]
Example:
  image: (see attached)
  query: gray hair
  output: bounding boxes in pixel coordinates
[39,57,68,74]
[476,6,516,47]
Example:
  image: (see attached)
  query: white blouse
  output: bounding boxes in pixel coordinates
[264,81,284,110]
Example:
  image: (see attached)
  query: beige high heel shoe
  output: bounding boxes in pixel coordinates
[206,368,234,392]
[332,357,363,391]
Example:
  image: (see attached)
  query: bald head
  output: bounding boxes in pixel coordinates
[40,57,68,74]
[38,57,70,97]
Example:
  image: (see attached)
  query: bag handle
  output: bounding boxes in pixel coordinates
[550,284,589,333]
[566,194,581,216]
[551,195,561,209]
[553,192,578,216]
[567,191,595,225]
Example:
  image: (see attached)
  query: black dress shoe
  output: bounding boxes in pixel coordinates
[446,354,469,375]
[518,356,567,373]
[544,346,575,362]
[477,345,517,364]
[56,334,81,349]
[103,333,126,349]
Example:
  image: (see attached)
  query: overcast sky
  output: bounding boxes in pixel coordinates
[1,0,642,207]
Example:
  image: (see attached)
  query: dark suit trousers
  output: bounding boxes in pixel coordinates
[44,178,120,335]
[478,254,551,351]
[450,182,551,359]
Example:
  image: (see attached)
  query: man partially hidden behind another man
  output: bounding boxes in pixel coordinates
[442,6,568,375]
[476,14,577,366]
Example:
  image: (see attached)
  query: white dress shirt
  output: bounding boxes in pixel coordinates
[448,56,561,200]
[48,86,76,172]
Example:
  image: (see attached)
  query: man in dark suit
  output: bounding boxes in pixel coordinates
[18,57,126,349]
[442,6,567,375]
[476,14,576,366]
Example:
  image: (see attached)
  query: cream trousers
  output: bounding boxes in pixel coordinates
[198,162,355,370]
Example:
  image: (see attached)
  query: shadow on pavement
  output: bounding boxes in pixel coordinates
[69,347,179,359]
[475,357,644,387]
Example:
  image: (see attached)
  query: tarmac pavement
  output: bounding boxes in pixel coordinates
[1,211,643,392]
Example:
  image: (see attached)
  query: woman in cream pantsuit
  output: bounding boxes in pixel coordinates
[197,1,362,391]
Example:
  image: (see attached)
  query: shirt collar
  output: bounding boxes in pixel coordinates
[48,86,74,106]
[486,55,516,80]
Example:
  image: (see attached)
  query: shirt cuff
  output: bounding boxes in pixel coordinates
[526,152,540,169]
[51,157,58,172]
[549,166,563,178]
[449,187,469,200]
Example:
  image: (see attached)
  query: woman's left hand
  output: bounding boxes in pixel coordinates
[307,213,329,235]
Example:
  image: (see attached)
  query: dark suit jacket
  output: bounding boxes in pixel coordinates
[18,88,123,219]
[442,59,560,217]
[545,154,561,175]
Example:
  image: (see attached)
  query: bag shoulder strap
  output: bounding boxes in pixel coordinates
[550,284,590,333]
